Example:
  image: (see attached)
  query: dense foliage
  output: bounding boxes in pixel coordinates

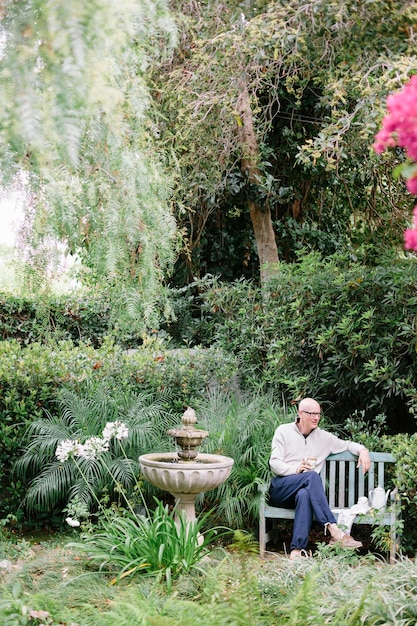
[0,338,237,521]
[0,292,112,347]
[184,253,417,433]
[155,0,417,284]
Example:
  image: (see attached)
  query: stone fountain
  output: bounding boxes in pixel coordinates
[139,407,234,527]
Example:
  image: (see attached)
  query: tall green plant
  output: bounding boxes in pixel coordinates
[69,502,228,590]
[14,383,175,518]
[193,389,293,528]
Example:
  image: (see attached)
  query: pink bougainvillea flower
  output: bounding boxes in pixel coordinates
[404,228,417,250]
[373,76,417,160]
[406,177,417,195]
[374,77,417,251]
[403,206,417,251]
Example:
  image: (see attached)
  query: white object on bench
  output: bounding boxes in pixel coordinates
[258,451,400,562]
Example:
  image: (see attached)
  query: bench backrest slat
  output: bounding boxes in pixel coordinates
[338,461,345,506]
[368,463,375,494]
[378,463,385,487]
[329,461,336,508]
[349,462,356,506]
[319,451,395,509]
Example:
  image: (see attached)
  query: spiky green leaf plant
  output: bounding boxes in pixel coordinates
[14,382,175,517]
[193,389,292,528]
[69,500,230,590]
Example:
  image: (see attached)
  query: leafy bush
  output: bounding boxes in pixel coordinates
[0,339,237,522]
[199,253,417,432]
[384,432,417,553]
[0,291,113,347]
[14,384,283,532]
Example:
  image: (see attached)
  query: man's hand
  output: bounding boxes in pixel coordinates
[296,459,313,474]
[357,448,371,474]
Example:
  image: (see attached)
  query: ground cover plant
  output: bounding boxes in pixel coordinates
[2,532,417,625]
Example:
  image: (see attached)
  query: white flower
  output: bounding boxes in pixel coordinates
[102,421,129,441]
[56,439,79,462]
[76,437,109,460]
[65,517,80,528]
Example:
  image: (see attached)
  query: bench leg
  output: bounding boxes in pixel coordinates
[259,514,266,557]
[259,510,277,557]
[389,529,396,564]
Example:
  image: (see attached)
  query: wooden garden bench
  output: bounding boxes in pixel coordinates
[259,451,401,562]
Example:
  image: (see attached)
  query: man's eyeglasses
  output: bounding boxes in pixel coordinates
[301,410,321,417]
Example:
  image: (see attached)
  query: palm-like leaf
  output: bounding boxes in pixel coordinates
[15,382,174,516]
[193,389,292,528]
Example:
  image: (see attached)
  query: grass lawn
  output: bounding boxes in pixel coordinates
[1,530,417,625]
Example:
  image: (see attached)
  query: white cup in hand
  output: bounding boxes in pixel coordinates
[304,456,317,470]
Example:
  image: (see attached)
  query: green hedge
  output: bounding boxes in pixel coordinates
[0,291,151,348]
[0,338,237,521]
[197,253,417,433]
[0,292,113,347]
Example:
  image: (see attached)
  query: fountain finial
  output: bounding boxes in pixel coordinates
[182,407,197,426]
[167,407,209,461]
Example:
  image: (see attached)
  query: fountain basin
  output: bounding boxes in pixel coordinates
[139,452,234,496]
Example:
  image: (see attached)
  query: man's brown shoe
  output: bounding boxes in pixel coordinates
[289,549,310,560]
[329,534,363,549]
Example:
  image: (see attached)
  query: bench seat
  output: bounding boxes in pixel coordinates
[259,451,401,562]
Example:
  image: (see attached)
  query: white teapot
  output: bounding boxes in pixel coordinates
[369,486,390,509]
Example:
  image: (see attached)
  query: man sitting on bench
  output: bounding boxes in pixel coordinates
[269,397,371,560]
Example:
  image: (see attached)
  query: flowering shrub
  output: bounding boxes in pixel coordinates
[56,420,145,528]
[373,75,417,250]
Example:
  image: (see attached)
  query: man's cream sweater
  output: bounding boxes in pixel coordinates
[269,421,366,477]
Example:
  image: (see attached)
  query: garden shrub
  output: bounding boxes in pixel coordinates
[0,338,237,523]
[0,289,157,349]
[199,253,417,433]
[0,291,113,347]
[384,432,417,553]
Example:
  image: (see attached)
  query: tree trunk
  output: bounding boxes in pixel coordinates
[236,82,279,284]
